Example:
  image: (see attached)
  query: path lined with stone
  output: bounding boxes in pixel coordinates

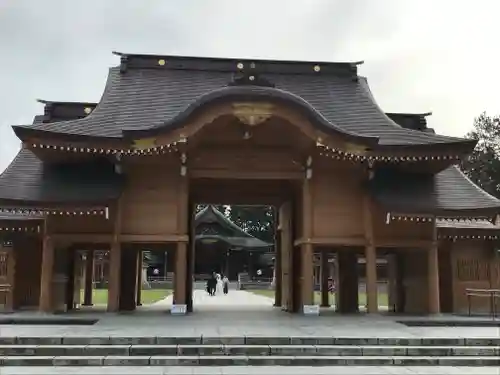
[152,289,274,307]
[1,366,499,374]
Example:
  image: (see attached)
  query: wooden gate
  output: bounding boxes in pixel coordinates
[0,247,14,311]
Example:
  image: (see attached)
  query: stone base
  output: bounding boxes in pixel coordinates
[171,304,187,315]
[303,304,320,316]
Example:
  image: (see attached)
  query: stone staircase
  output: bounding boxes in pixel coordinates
[0,336,498,367]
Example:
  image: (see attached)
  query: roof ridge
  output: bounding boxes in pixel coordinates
[112,51,363,67]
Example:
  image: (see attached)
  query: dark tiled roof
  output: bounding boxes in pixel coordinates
[437,219,500,231]
[36,100,97,123]
[195,205,271,248]
[385,112,431,132]
[12,54,473,148]
[369,166,500,217]
[0,211,43,221]
[0,148,124,205]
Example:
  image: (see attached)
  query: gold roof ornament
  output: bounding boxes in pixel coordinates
[132,138,157,150]
[232,103,274,126]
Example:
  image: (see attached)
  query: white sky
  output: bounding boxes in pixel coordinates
[0,0,499,172]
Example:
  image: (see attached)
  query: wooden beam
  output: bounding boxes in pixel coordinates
[52,234,111,243]
[294,236,366,247]
[190,169,303,180]
[120,234,189,243]
[376,238,433,248]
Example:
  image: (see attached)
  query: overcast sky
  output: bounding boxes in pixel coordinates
[0,0,499,172]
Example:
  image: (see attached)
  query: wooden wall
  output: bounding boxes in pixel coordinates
[449,241,500,314]
[400,250,429,314]
[13,236,42,309]
[373,207,433,241]
[312,161,365,238]
[50,215,112,234]
[121,160,180,235]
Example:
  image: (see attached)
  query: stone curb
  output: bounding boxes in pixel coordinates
[2,336,500,346]
[0,344,498,357]
[0,355,499,366]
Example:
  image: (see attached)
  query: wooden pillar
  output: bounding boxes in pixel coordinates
[428,218,440,314]
[136,250,142,307]
[337,251,359,313]
[280,202,292,311]
[119,248,138,311]
[39,234,55,313]
[65,249,76,311]
[301,177,314,308]
[363,174,378,313]
[82,250,94,306]
[107,201,122,312]
[174,170,189,307]
[174,243,187,305]
[320,252,330,307]
[274,213,282,307]
[387,254,397,312]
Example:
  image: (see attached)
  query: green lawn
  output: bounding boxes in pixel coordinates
[80,289,171,305]
[250,289,389,307]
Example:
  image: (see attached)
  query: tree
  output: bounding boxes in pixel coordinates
[227,205,275,243]
[462,112,500,198]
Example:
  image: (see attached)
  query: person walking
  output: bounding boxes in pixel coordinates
[222,275,229,295]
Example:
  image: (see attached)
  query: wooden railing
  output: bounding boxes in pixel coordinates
[465,288,500,317]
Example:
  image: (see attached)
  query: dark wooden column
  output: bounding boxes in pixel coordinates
[39,233,55,313]
[337,250,359,313]
[279,202,292,311]
[274,212,282,307]
[119,247,137,311]
[300,177,314,308]
[387,254,397,312]
[107,201,122,312]
[363,167,378,313]
[65,248,76,311]
[174,171,189,307]
[320,251,330,307]
[136,250,143,307]
[428,218,440,314]
[82,250,94,306]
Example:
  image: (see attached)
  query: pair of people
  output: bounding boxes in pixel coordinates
[206,272,229,296]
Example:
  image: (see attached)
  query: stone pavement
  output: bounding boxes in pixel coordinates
[1,366,500,374]
[152,289,274,307]
[1,309,499,339]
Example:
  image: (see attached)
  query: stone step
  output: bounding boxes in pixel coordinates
[2,336,500,346]
[0,344,498,357]
[0,355,499,366]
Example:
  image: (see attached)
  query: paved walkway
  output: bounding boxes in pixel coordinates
[1,366,499,374]
[152,290,274,308]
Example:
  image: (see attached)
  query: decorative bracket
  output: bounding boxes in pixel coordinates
[132,138,157,150]
[232,103,274,126]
